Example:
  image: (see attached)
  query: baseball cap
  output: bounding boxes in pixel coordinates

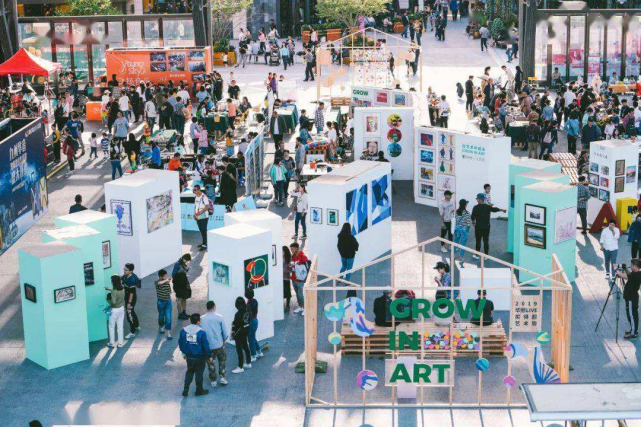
[434,261,447,270]
[476,193,486,200]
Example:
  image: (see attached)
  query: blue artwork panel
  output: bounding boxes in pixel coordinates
[371,174,391,226]
[346,184,368,235]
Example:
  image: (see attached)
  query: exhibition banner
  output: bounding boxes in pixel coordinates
[244,126,265,196]
[0,119,48,256]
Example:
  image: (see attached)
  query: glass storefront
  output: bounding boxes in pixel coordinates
[568,16,585,80]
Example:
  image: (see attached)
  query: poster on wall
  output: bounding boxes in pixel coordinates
[371,174,392,226]
[0,119,48,257]
[212,261,230,287]
[146,190,174,233]
[110,200,132,236]
[83,262,95,286]
[510,293,542,332]
[244,254,269,289]
[54,286,76,304]
[364,114,380,135]
[101,240,111,269]
[346,184,368,235]
[554,206,577,244]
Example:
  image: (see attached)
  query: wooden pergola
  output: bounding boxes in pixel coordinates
[315,27,423,101]
[303,236,573,408]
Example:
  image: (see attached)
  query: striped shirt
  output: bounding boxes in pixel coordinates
[455,210,472,228]
[155,279,172,301]
[577,184,590,209]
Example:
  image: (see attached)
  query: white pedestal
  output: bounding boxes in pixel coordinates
[458,268,511,311]
[104,170,182,278]
[207,224,274,341]
[224,210,284,321]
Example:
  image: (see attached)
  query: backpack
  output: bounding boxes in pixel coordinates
[294,260,310,281]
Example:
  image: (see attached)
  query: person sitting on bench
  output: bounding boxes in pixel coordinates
[470,290,494,326]
[373,290,393,327]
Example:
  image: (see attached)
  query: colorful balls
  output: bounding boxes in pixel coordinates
[536,331,550,344]
[328,332,342,345]
[503,375,516,388]
[475,358,490,372]
[356,370,378,391]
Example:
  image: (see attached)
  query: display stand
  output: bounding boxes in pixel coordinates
[307,160,392,275]
[517,181,578,283]
[224,210,284,321]
[587,140,638,226]
[41,225,107,342]
[507,158,562,253]
[104,169,182,278]
[207,224,274,341]
[55,210,120,289]
[18,242,89,369]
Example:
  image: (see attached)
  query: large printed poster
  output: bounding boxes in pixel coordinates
[346,184,368,235]
[110,200,132,236]
[0,119,48,256]
[371,174,392,226]
[146,190,174,234]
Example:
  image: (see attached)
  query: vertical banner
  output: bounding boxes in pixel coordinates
[510,292,543,332]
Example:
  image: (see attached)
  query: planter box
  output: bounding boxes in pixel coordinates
[394,22,404,34]
[327,29,342,42]
[302,30,310,43]
[213,51,236,66]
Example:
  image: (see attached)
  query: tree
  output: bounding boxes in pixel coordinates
[56,0,122,16]
[316,0,391,30]
[210,0,252,47]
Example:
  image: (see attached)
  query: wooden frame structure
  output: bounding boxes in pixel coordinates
[303,236,573,408]
[315,27,423,101]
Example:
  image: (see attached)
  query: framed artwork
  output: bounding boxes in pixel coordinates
[364,114,380,135]
[524,225,546,249]
[420,166,435,181]
[438,145,455,161]
[110,200,132,236]
[589,186,598,198]
[420,149,435,165]
[271,245,277,266]
[101,240,112,269]
[375,91,388,105]
[616,160,626,176]
[440,160,455,175]
[147,190,174,234]
[555,207,577,243]
[327,209,339,226]
[393,93,407,107]
[24,283,36,303]
[437,174,456,192]
[420,132,435,147]
[346,184,368,234]
[244,254,269,289]
[599,188,610,202]
[387,142,402,158]
[306,153,325,164]
[212,262,230,287]
[589,163,599,174]
[627,165,637,183]
[54,286,76,303]
[150,52,166,62]
[387,113,403,128]
[364,138,380,156]
[371,174,392,226]
[510,185,515,208]
[419,181,435,200]
[83,262,95,286]
[387,128,402,143]
[600,177,610,188]
[615,176,625,193]
[602,166,610,176]
[439,132,453,147]
[525,204,546,226]
[310,207,323,224]
[589,173,599,186]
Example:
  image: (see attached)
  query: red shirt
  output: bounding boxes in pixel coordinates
[291,251,309,281]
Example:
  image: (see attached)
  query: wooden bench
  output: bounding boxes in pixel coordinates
[340,320,506,357]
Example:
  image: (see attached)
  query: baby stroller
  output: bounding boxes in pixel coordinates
[269,47,280,66]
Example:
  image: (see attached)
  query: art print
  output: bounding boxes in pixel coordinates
[244,254,269,289]
[420,132,434,147]
[589,186,598,198]
[327,209,339,226]
[602,166,610,176]
[84,262,95,286]
[525,204,546,226]
[271,245,277,266]
[554,207,577,243]
[419,181,435,200]
[589,173,599,186]
[110,200,132,236]
[371,174,392,226]
[387,128,402,143]
[420,166,435,181]
[599,188,610,202]
[375,91,389,105]
[440,160,455,175]
[420,149,435,165]
[615,177,625,193]
[24,283,36,303]
[54,286,76,303]
[438,145,455,161]
[439,132,454,147]
[365,139,379,156]
[387,142,402,158]
[212,262,230,287]
[589,163,599,174]
[310,207,323,225]
[146,190,174,233]
[102,241,112,269]
[615,160,625,177]
[437,174,455,192]
[600,177,610,188]
[524,225,546,249]
[627,166,637,183]
[364,114,380,135]
[393,93,407,107]
[387,113,402,128]
[346,184,368,235]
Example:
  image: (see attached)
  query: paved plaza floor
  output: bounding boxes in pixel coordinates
[0,18,639,427]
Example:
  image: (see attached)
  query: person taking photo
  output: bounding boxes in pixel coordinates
[616,258,641,340]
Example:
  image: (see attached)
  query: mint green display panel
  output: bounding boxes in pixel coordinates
[507,158,561,253]
[513,170,569,265]
[55,210,120,287]
[517,181,577,284]
[42,225,108,342]
[18,242,90,370]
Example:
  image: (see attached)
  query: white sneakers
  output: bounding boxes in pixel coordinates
[440,246,448,253]
[293,308,303,314]
[219,377,228,385]
[243,363,252,369]
[251,356,257,362]
[125,333,136,339]
[472,254,480,260]
[211,381,218,387]
[232,367,244,374]
[256,352,264,358]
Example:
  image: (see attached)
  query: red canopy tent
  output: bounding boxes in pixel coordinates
[0,48,62,76]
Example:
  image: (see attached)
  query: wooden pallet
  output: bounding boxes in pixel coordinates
[331,97,351,107]
[340,320,506,357]
[549,153,579,185]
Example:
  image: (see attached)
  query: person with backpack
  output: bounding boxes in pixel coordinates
[178,313,212,397]
[337,223,359,282]
[245,288,263,361]
[193,185,210,250]
[201,300,228,387]
[172,254,192,319]
[290,242,309,315]
[121,263,141,339]
[105,275,126,348]
[231,297,252,373]
[525,122,541,159]
[539,120,558,159]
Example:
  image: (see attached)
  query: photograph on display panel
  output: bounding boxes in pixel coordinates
[146,190,174,233]
[101,240,111,269]
[420,132,435,148]
[371,174,392,226]
[525,204,546,225]
[346,184,368,235]
[212,262,230,287]
[420,149,435,165]
[616,160,625,176]
[524,224,546,249]
[420,166,435,181]
[364,114,380,135]
[110,200,133,236]
[244,254,269,290]
[419,181,435,200]
[437,175,455,192]
[627,166,637,183]
[555,207,577,244]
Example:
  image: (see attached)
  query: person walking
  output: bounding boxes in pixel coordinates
[109,140,123,180]
[121,263,141,339]
[290,242,309,315]
[465,75,474,112]
[290,183,308,239]
[314,102,325,133]
[231,297,252,373]
[479,24,490,51]
[581,117,602,150]
[576,176,590,235]
[245,289,263,361]
[270,110,286,146]
[283,245,293,310]
[438,95,451,128]
[628,215,641,258]
[193,185,210,250]
[105,275,126,348]
[178,313,212,397]
[269,158,287,206]
[337,223,359,282]
[563,111,580,154]
[525,121,541,159]
[438,190,455,252]
[600,220,620,279]
[172,254,192,319]
[201,300,229,387]
[471,193,505,258]
[616,259,641,340]
[155,269,173,340]
[303,49,315,82]
[453,199,472,262]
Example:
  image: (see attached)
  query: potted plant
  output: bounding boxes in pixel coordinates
[213,41,236,66]
[301,24,312,43]
[393,17,403,34]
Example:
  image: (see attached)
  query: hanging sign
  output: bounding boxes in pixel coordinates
[510,293,542,332]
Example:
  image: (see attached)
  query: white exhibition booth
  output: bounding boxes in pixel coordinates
[207,224,274,342]
[224,210,284,321]
[413,127,511,213]
[351,86,414,108]
[587,139,638,224]
[307,160,392,275]
[353,107,414,180]
[104,169,182,278]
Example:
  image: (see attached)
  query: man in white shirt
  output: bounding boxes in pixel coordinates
[600,220,620,278]
[438,95,451,128]
[144,99,157,131]
[177,86,191,107]
[439,190,455,252]
[563,89,576,108]
[634,104,641,128]
[193,185,210,250]
[118,92,131,122]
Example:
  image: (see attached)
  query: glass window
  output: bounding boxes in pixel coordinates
[54,22,70,45]
[72,44,88,82]
[569,16,585,80]
[92,45,106,82]
[19,22,52,61]
[606,16,623,82]
[143,19,161,47]
[549,16,568,82]
[90,22,106,44]
[162,19,195,47]
[126,21,143,47]
[587,16,605,83]
[106,21,124,46]
[626,16,640,79]
[535,20,549,82]
[55,45,72,74]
